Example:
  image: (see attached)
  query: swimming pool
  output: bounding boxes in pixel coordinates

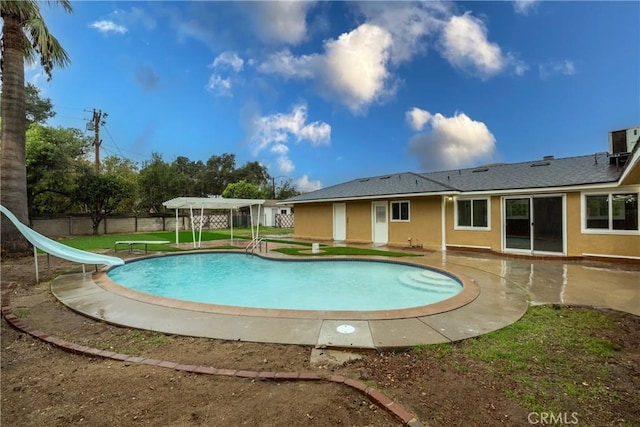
[106,253,463,312]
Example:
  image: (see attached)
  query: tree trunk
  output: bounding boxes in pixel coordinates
[0,13,31,255]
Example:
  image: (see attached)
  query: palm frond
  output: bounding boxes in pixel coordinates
[2,0,72,80]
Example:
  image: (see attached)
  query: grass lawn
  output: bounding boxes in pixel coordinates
[274,246,419,257]
[412,305,628,416]
[56,230,419,258]
[59,228,294,252]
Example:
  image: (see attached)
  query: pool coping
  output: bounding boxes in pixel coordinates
[50,249,530,349]
[93,250,481,320]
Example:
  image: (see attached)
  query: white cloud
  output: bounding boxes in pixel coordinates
[257,4,525,113]
[406,107,432,131]
[90,20,127,34]
[296,175,322,193]
[259,23,394,114]
[439,13,508,79]
[247,1,315,45]
[407,110,496,171]
[258,49,318,79]
[322,24,394,113]
[513,0,538,15]
[250,104,331,174]
[539,60,576,79]
[205,75,232,97]
[212,51,244,72]
[207,52,244,97]
[354,1,448,65]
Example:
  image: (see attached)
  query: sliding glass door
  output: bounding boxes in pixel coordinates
[504,196,565,254]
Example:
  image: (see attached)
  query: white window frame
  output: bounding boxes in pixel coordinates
[581,190,640,235]
[390,200,410,222]
[454,197,491,231]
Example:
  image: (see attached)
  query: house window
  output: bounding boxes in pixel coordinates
[455,198,489,229]
[585,192,638,232]
[391,201,410,221]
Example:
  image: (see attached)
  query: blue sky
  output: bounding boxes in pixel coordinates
[35,1,639,192]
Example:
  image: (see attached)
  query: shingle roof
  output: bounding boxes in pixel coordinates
[425,152,621,192]
[286,152,628,203]
[286,172,456,202]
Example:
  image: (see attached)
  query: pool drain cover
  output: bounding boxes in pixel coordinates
[336,324,355,334]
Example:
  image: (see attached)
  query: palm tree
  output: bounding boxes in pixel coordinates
[1,0,72,254]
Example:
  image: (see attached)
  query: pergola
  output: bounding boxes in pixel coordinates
[162,197,265,248]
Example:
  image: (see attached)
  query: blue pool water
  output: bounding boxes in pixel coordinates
[107,253,462,311]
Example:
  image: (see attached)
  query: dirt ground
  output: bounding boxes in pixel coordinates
[1,254,639,426]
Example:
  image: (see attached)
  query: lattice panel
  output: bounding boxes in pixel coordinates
[208,214,229,229]
[275,214,294,228]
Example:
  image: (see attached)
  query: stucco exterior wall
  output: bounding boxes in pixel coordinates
[292,203,333,241]
[620,159,640,186]
[291,187,639,259]
[345,201,371,243]
[567,191,640,258]
[445,196,502,251]
[387,197,442,249]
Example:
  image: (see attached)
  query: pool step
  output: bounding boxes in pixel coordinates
[397,270,461,294]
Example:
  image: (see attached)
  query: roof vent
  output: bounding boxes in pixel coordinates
[379,176,391,180]
[472,168,489,173]
[543,155,554,161]
[530,162,550,167]
[358,178,369,183]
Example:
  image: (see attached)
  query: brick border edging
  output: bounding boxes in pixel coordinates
[0,284,424,427]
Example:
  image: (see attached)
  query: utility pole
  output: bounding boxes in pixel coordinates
[88,109,107,173]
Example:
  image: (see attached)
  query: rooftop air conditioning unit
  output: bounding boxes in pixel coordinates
[609,126,639,155]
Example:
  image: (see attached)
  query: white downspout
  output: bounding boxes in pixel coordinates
[230,209,233,243]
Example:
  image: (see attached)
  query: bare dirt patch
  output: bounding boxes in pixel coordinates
[2,254,639,426]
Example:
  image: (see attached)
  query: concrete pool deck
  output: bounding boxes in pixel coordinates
[50,245,639,349]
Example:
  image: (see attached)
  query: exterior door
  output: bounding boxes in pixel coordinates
[372,201,388,245]
[333,203,346,241]
[504,196,565,254]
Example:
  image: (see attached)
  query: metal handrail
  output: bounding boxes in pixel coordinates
[245,237,267,255]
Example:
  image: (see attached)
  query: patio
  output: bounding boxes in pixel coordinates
[50,246,639,349]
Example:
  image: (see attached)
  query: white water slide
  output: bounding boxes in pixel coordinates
[1,205,124,281]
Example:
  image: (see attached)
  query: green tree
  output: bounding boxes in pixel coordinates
[25,82,55,125]
[138,152,177,212]
[74,168,135,234]
[26,124,91,213]
[1,0,72,254]
[275,178,300,200]
[222,180,262,199]
[101,155,139,212]
[171,156,205,197]
[203,153,237,196]
[235,161,269,188]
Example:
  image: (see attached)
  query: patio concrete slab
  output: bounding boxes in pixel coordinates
[50,249,639,349]
[316,320,374,348]
[421,285,529,341]
[369,317,449,347]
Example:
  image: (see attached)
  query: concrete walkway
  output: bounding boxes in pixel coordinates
[51,248,639,350]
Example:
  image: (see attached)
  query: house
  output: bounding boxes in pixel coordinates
[284,128,640,261]
[261,200,294,228]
